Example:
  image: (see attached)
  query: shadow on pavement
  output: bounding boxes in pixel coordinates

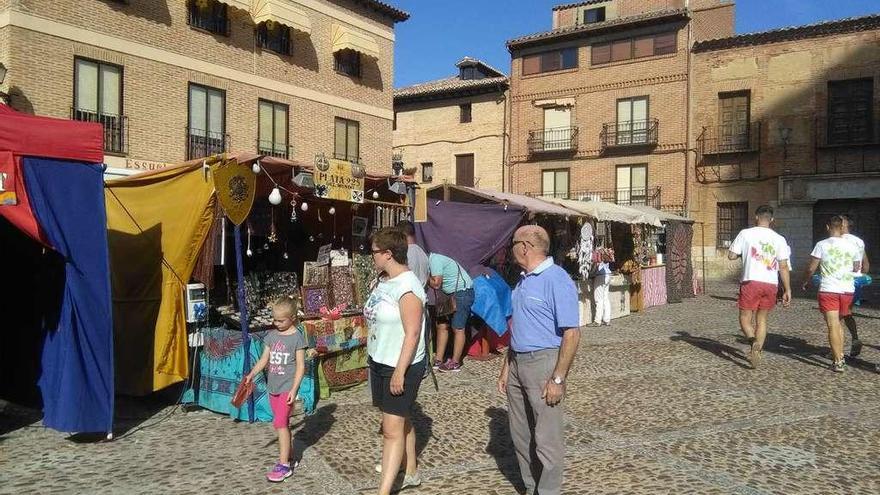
[670,331,751,369]
[762,334,831,369]
[292,403,337,464]
[709,295,738,302]
[485,407,526,494]
[411,402,434,458]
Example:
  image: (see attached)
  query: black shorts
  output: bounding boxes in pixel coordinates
[369,358,425,418]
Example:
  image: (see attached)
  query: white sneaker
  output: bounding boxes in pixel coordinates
[401,471,422,489]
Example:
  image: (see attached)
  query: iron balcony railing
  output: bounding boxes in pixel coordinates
[528,126,579,154]
[71,108,129,155]
[187,5,231,36]
[815,117,880,148]
[601,119,659,149]
[186,128,229,160]
[257,140,292,159]
[528,187,662,208]
[697,122,761,154]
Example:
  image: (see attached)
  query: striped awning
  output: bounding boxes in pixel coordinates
[331,23,380,58]
[251,0,311,34]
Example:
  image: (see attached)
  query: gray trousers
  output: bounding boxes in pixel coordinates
[507,348,564,495]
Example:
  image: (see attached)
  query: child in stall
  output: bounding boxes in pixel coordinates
[246,295,306,482]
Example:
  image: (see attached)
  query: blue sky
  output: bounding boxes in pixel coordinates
[392,0,879,88]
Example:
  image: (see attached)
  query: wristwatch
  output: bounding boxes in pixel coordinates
[552,375,565,385]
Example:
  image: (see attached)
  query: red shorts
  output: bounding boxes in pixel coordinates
[738,281,778,310]
[269,393,292,429]
[818,292,854,317]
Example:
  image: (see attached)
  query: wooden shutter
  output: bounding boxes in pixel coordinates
[522,55,541,75]
[654,32,677,55]
[611,39,632,62]
[633,36,654,58]
[591,43,611,64]
[542,51,561,72]
[718,92,750,150]
[828,79,873,144]
[455,154,475,187]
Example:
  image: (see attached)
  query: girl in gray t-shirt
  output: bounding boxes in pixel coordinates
[246,296,306,483]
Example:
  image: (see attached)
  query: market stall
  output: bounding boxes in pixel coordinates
[541,198,664,320]
[0,103,113,434]
[421,185,587,356]
[107,153,415,421]
[626,205,696,304]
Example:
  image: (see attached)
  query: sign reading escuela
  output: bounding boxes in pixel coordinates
[314,158,365,203]
[126,159,171,171]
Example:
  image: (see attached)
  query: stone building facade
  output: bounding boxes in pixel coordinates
[505,0,733,209]
[392,58,508,191]
[691,16,880,277]
[0,0,407,177]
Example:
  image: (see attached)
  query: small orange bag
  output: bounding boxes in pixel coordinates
[231,377,254,408]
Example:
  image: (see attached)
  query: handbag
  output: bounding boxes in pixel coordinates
[230,377,254,408]
[433,263,462,317]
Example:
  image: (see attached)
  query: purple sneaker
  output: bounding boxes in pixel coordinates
[438,359,461,373]
[266,463,292,482]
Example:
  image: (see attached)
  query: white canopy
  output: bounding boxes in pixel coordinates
[541,198,663,226]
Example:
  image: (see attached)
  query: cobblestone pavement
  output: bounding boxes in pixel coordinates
[2,283,880,494]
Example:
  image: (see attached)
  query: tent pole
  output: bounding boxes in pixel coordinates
[234,224,255,422]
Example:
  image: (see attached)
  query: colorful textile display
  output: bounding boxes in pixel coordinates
[302,286,330,315]
[351,253,377,307]
[303,262,329,286]
[642,265,668,308]
[577,222,594,280]
[665,221,695,303]
[302,316,368,356]
[187,327,317,420]
[330,265,356,309]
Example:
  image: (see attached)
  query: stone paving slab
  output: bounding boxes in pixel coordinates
[2,283,880,494]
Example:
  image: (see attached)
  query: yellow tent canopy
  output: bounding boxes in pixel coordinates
[105,163,216,395]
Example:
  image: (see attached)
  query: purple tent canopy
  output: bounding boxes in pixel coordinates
[415,200,525,273]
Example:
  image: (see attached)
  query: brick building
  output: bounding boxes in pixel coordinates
[0,0,407,178]
[691,16,880,277]
[505,0,733,209]
[392,57,508,190]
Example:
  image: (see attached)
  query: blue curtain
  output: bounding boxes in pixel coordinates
[23,158,114,433]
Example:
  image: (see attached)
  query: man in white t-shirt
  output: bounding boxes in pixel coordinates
[801,215,861,372]
[840,214,870,357]
[728,205,792,369]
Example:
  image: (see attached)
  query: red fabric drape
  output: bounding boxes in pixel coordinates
[0,104,104,245]
[0,104,103,163]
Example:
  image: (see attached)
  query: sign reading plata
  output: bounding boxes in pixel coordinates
[314,158,365,203]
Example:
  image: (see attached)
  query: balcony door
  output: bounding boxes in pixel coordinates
[188,84,226,159]
[616,97,648,145]
[74,58,124,153]
[543,106,571,151]
[718,91,750,151]
[616,164,647,205]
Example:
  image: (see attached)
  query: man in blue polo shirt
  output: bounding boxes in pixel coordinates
[498,225,580,495]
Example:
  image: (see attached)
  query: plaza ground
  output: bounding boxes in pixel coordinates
[2,282,879,494]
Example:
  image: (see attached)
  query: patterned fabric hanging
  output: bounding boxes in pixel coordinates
[577,222,594,280]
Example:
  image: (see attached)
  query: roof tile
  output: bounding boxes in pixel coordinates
[693,13,880,52]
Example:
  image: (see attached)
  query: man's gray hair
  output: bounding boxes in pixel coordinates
[518,225,550,255]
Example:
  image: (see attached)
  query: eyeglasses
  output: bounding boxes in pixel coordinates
[371,248,389,255]
[511,240,533,249]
